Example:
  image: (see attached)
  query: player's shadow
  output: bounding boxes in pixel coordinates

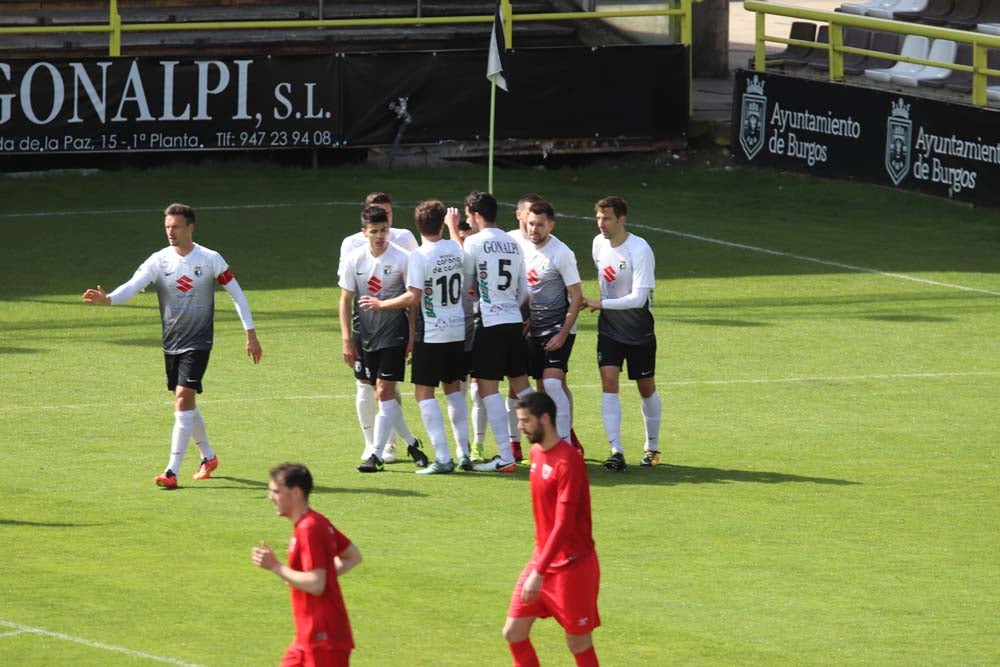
[583,462,860,487]
[0,518,107,527]
[207,476,428,498]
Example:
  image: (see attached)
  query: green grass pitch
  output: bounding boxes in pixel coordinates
[1,158,998,666]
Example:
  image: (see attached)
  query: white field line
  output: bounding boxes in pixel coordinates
[0,620,205,667]
[4,200,998,295]
[8,372,999,413]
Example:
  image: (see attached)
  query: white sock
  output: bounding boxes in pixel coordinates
[167,410,194,474]
[506,396,521,444]
[470,381,487,445]
[389,385,407,446]
[356,382,376,448]
[601,392,623,454]
[391,393,416,444]
[542,378,572,441]
[190,407,215,461]
[642,392,663,452]
[419,398,450,463]
[445,391,471,458]
[483,393,513,460]
[373,400,399,458]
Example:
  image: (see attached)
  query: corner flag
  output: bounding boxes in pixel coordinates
[487,1,508,92]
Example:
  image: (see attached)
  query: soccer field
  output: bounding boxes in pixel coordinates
[1,159,998,666]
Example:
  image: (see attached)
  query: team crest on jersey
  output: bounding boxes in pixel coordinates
[383,265,394,275]
[541,463,554,480]
[194,266,203,277]
[618,260,626,270]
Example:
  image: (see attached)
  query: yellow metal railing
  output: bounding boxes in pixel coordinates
[0,0,695,56]
[744,1,1000,107]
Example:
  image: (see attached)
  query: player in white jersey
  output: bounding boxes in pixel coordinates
[522,200,584,445]
[584,196,661,471]
[339,206,429,473]
[337,192,417,463]
[82,203,262,489]
[360,200,471,473]
[461,191,533,473]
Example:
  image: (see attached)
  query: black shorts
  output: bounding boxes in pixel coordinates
[360,346,407,383]
[526,333,576,379]
[411,340,467,387]
[165,349,211,393]
[469,322,528,381]
[596,334,656,381]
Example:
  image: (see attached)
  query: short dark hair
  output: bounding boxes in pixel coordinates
[527,200,555,219]
[164,203,195,225]
[365,192,392,207]
[595,196,627,218]
[270,462,314,499]
[464,191,497,223]
[414,200,446,237]
[517,391,556,427]
[517,193,544,208]
[361,204,389,227]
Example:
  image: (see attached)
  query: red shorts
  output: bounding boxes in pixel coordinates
[280,642,351,667]
[507,551,601,634]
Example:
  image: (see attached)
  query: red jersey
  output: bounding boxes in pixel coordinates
[288,509,354,650]
[529,440,595,573]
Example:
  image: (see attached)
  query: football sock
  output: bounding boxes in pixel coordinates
[391,385,410,445]
[167,409,194,473]
[190,407,215,461]
[445,390,471,458]
[483,392,514,461]
[508,639,540,667]
[573,645,599,667]
[542,377,572,440]
[372,400,399,459]
[601,392,623,454]
[506,395,521,445]
[418,398,450,464]
[356,381,376,448]
[469,381,487,446]
[641,391,662,452]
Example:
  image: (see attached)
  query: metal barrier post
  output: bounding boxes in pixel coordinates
[754,11,766,72]
[973,43,987,106]
[829,23,844,81]
[110,0,122,56]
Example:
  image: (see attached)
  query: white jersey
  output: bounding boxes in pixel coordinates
[524,234,582,338]
[407,238,466,344]
[338,227,418,278]
[463,226,527,328]
[113,243,232,354]
[592,232,656,346]
[507,227,533,254]
[339,243,410,351]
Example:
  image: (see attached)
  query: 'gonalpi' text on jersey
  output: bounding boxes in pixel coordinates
[463,227,527,328]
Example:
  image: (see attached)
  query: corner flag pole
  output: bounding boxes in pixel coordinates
[487,0,510,193]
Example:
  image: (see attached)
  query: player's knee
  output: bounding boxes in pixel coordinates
[565,632,593,654]
[502,620,527,644]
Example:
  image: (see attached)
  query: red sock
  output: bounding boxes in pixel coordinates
[508,638,540,667]
[573,645,599,667]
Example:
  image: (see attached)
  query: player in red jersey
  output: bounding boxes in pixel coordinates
[252,463,363,667]
[504,393,601,667]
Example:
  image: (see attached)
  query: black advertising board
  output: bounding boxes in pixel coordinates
[731,69,1000,206]
[0,55,340,154]
[0,45,688,156]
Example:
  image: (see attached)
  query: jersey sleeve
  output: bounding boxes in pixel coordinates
[296,519,332,573]
[557,245,582,287]
[338,249,358,292]
[631,239,656,290]
[107,253,159,305]
[396,229,419,252]
[405,250,426,290]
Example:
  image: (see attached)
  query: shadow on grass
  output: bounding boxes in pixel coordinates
[0,518,107,527]
[674,318,770,327]
[204,476,428,498]
[860,314,956,323]
[0,347,45,354]
[583,462,860,487]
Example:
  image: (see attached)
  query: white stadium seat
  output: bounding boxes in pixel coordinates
[868,0,928,18]
[865,34,929,82]
[891,39,957,87]
[841,0,898,15]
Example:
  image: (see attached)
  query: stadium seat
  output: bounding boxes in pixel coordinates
[950,0,1000,26]
[864,34,929,82]
[922,43,970,88]
[752,21,816,67]
[844,31,902,75]
[840,0,898,15]
[809,27,871,71]
[978,22,1000,32]
[936,0,986,25]
[894,0,955,22]
[868,0,928,18]
[890,38,957,86]
[781,24,829,67]
[946,46,1000,93]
